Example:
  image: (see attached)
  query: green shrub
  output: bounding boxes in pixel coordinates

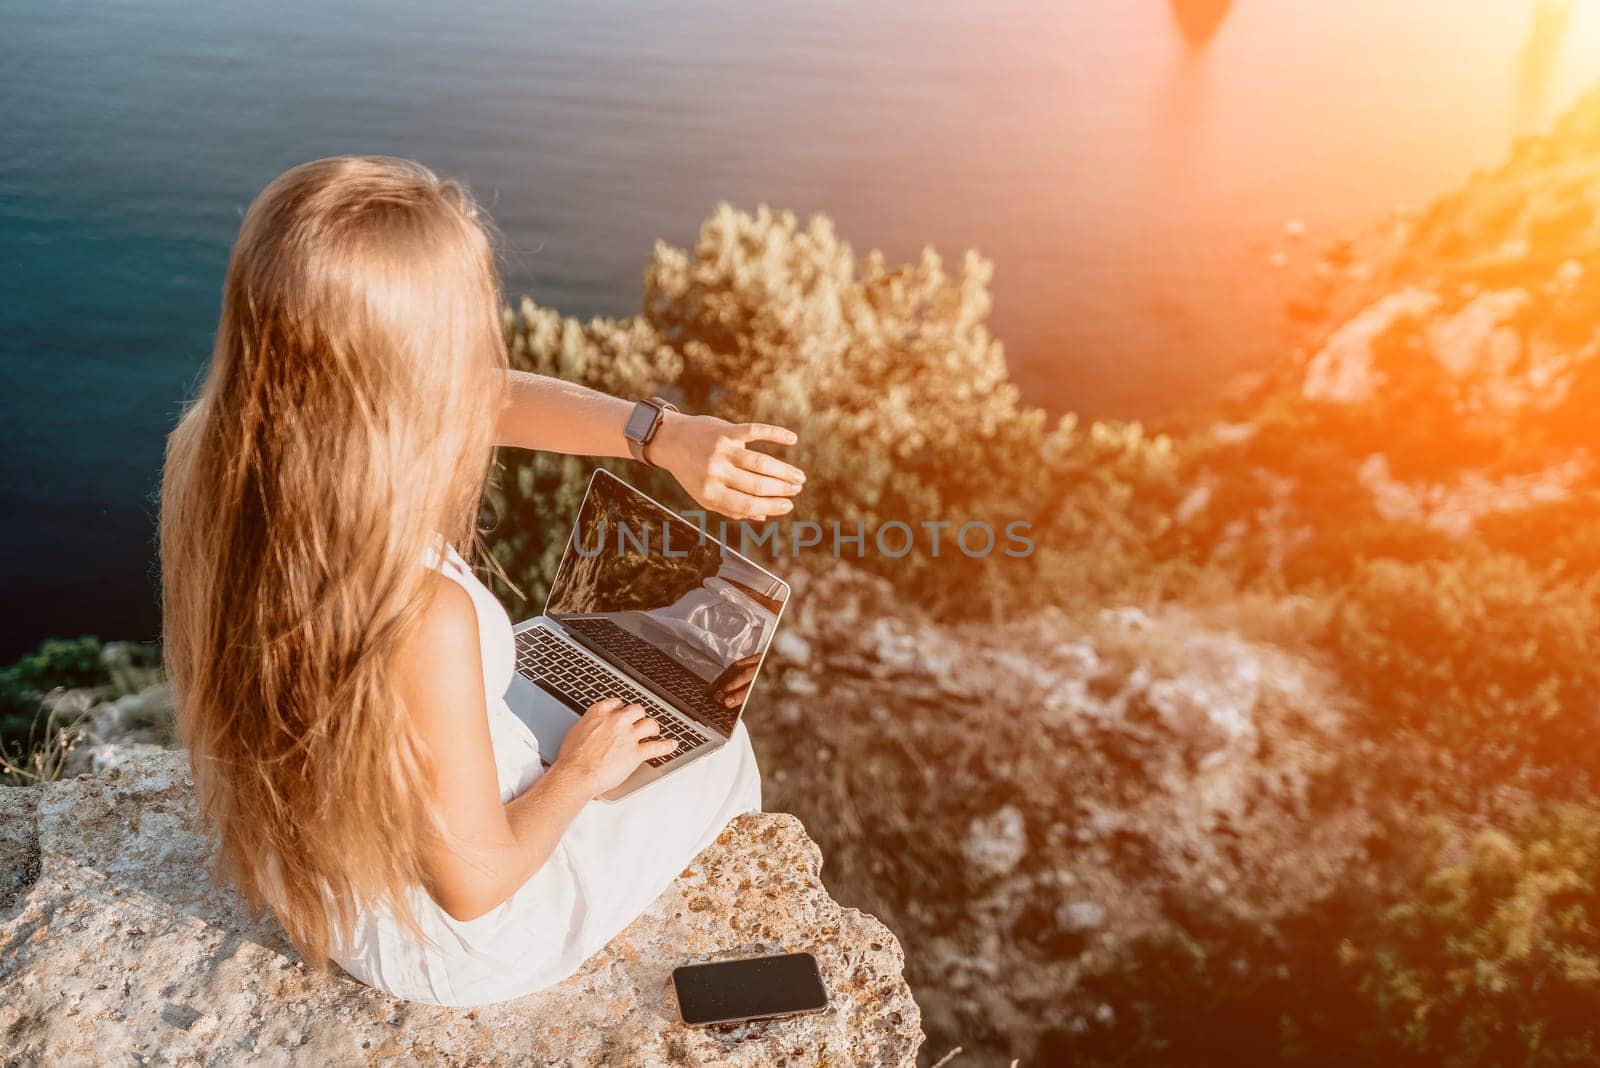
[1478,491,1600,579]
[1044,804,1600,1067]
[1328,554,1600,788]
[0,636,110,767]
[0,680,38,757]
[1038,889,1388,1067]
[5,635,108,693]
[487,206,1183,618]
[1348,805,1600,1066]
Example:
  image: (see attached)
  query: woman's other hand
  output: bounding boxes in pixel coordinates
[710,653,762,709]
[649,413,806,520]
[554,698,678,795]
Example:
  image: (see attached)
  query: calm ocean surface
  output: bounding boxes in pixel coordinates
[3,0,1597,657]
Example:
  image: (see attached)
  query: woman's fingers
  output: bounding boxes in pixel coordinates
[642,736,681,757]
[630,713,661,738]
[721,465,802,501]
[587,697,625,715]
[734,422,799,447]
[713,433,806,519]
[714,659,759,689]
[731,447,806,487]
[712,487,793,520]
[712,656,759,708]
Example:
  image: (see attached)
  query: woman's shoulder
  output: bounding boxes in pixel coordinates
[394,573,486,721]
[406,569,483,660]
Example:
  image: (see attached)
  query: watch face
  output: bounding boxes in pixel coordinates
[625,402,659,443]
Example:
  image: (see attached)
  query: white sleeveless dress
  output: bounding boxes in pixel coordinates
[329,546,763,1006]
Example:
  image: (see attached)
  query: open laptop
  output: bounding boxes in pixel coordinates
[504,469,791,801]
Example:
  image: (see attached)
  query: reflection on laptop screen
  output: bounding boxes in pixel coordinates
[545,471,789,737]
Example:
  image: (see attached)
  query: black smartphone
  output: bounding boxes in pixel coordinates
[672,952,830,1026]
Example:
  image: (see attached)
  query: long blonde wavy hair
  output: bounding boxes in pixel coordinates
[160,156,507,964]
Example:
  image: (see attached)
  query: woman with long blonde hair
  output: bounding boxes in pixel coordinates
[160,156,805,1004]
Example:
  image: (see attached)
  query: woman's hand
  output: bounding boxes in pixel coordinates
[554,698,678,795]
[648,413,806,520]
[710,654,762,709]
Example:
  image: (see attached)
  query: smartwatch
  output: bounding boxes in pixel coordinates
[624,396,678,466]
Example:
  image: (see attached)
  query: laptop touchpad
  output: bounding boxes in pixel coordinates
[504,672,578,761]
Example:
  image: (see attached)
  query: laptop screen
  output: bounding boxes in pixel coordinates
[544,469,789,737]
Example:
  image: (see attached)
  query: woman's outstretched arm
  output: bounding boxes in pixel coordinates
[495,370,806,521]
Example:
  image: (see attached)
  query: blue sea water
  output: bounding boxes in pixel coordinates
[2,0,1597,657]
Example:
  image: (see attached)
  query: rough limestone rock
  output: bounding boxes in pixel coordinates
[0,752,921,1066]
[1357,451,1588,537]
[1299,287,1440,403]
[752,566,1380,1064]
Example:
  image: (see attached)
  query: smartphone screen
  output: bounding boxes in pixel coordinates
[672,952,829,1026]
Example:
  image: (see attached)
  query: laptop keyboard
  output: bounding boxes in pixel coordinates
[560,616,742,736]
[514,626,706,768]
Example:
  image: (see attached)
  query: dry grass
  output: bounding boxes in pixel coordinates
[0,690,91,786]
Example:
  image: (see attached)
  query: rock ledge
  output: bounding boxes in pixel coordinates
[0,751,921,1066]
